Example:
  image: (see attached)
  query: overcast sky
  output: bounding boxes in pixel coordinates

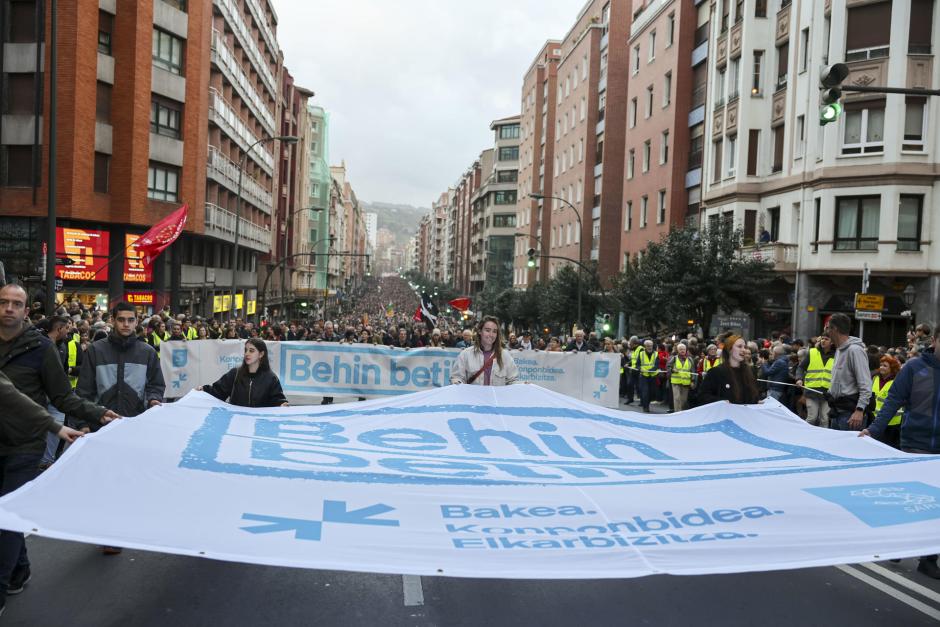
[275,0,581,208]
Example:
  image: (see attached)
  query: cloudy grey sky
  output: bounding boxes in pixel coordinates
[275,0,581,208]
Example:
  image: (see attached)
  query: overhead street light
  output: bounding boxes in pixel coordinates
[528,191,584,327]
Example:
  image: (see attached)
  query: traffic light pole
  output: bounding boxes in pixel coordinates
[842,85,940,97]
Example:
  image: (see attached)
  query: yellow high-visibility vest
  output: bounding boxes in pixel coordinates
[671,356,693,386]
[804,348,834,390]
[67,338,79,388]
[185,326,198,340]
[873,375,903,427]
[640,351,659,378]
[631,346,644,369]
[703,357,722,372]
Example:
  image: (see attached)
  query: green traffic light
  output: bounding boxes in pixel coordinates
[820,103,842,125]
[526,258,536,268]
[602,323,611,332]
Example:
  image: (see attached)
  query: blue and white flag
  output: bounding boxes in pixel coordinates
[1,386,938,579]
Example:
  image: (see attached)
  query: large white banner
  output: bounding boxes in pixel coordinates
[161,340,622,407]
[2,386,939,579]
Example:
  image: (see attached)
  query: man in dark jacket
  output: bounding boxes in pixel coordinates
[861,326,940,579]
[77,301,165,427]
[0,284,115,606]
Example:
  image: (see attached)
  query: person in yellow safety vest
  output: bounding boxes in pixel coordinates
[148,318,170,357]
[700,344,722,378]
[795,335,834,428]
[667,342,694,412]
[872,355,903,449]
[623,336,643,405]
[638,339,659,413]
[183,320,198,341]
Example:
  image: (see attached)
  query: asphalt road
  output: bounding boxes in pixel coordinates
[5,397,940,626]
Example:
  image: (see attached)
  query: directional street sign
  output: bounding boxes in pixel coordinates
[854,293,884,311]
[855,310,882,322]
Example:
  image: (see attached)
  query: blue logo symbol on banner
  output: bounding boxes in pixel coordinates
[172,349,188,368]
[805,482,940,527]
[241,501,399,541]
[594,361,610,378]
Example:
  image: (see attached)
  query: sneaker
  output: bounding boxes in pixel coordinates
[917,559,940,579]
[6,565,30,595]
[101,546,123,555]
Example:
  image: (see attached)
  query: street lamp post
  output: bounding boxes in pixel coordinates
[903,284,917,332]
[231,134,298,322]
[528,192,583,328]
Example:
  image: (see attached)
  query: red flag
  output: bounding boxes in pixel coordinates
[448,297,472,312]
[134,205,188,264]
[413,306,422,322]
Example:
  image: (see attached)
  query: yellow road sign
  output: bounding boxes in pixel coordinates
[854,293,884,311]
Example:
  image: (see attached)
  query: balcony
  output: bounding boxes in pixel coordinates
[204,202,272,253]
[715,34,727,67]
[740,242,798,272]
[775,3,790,44]
[213,0,276,96]
[729,22,742,58]
[712,106,724,138]
[206,144,274,213]
[210,29,275,133]
[772,89,786,125]
[208,87,274,174]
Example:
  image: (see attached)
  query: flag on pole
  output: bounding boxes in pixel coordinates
[385,303,395,319]
[134,204,188,264]
[413,306,422,322]
[448,297,471,312]
[420,292,439,328]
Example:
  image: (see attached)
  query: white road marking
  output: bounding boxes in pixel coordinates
[835,565,940,622]
[858,561,940,605]
[402,574,425,606]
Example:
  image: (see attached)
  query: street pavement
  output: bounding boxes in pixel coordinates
[5,396,940,626]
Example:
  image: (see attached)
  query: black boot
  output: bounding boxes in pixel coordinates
[917,558,940,579]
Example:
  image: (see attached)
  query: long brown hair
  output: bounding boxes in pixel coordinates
[720,334,759,404]
[472,316,504,369]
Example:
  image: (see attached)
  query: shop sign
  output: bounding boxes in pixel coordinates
[124,234,154,283]
[126,291,155,306]
[55,228,109,281]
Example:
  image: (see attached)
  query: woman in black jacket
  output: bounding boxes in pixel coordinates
[198,338,289,407]
[696,334,760,406]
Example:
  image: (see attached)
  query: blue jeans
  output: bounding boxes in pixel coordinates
[829,406,861,431]
[42,404,65,465]
[0,454,41,597]
[638,377,655,411]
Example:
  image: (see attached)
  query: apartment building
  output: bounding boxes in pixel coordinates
[0,0,211,313]
[451,158,484,295]
[621,0,706,266]
[699,0,939,345]
[328,162,368,294]
[304,103,331,292]
[428,192,448,284]
[514,41,561,288]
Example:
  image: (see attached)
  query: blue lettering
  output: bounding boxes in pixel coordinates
[357,428,447,451]
[253,419,348,445]
[390,359,410,386]
[250,441,367,468]
[289,354,310,380]
[332,355,352,384]
[379,458,487,478]
[312,361,331,383]
[411,366,431,387]
[442,505,471,518]
[574,436,675,461]
[448,418,546,457]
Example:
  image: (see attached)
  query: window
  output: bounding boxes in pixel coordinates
[648,30,656,61]
[629,98,637,128]
[578,138,584,162]
[663,72,672,107]
[771,125,784,172]
[689,124,704,169]
[834,196,880,250]
[497,170,518,183]
[96,82,112,123]
[632,45,640,74]
[598,91,606,121]
[727,134,736,175]
[627,149,635,178]
[582,54,588,80]
[499,125,520,139]
[657,190,666,224]
[1,146,34,187]
[715,68,726,106]
[148,162,180,202]
[767,206,781,242]
[898,195,924,251]
[712,140,723,183]
[5,73,35,114]
[94,152,110,193]
[640,196,648,227]
[903,97,927,151]
[660,130,669,164]
[645,85,653,117]
[667,13,676,47]
[150,97,182,138]
[799,28,810,72]
[642,140,651,172]
[492,214,516,228]
[595,137,604,164]
[625,201,633,230]
[98,10,113,55]
[494,190,517,204]
[152,28,184,75]
[8,1,37,43]
[842,103,885,155]
[755,0,767,18]
[580,97,586,121]
[794,115,805,159]
[776,42,789,89]
[910,0,935,54]
[846,2,892,60]
[813,197,821,253]
[752,51,764,95]
[498,146,519,161]
[728,59,739,100]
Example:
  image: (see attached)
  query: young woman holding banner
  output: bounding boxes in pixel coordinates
[696,334,760,405]
[451,316,519,386]
[198,338,289,407]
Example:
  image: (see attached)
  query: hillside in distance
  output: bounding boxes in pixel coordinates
[361,201,427,246]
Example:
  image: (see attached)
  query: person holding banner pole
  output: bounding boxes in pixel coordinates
[451,316,519,386]
[198,339,288,408]
[696,335,760,406]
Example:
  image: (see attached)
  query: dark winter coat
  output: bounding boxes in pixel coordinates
[203,368,287,408]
